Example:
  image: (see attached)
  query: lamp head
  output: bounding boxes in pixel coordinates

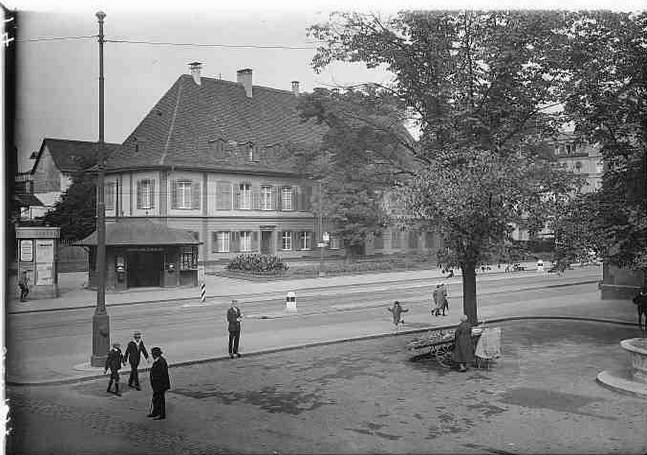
[96,11,106,21]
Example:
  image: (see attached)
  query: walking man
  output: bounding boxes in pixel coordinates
[18,271,30,302]
[148,347,170,420]
[227,299,243,358]
[124,331,150,391]
[104,342,124,396]
[432,283,449,316]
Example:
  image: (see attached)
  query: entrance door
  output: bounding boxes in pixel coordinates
[127,252,162,287]
[261,231,272,254]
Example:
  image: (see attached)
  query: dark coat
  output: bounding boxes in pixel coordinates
[387,303,409,324]
[123,340,149,366]
[451,321,475,364]
[633,292,647,307]
[104,348,124,372]
[149,356,170,393]
[227,306,241,332]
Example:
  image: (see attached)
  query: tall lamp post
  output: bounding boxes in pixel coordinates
[90,10,109,367]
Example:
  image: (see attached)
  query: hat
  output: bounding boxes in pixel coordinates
[436,283,443,288]
[112,342,121,348]
[133,331,141,337]
[151,347,162,355]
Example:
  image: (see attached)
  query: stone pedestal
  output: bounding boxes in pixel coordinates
[597,338,647,398]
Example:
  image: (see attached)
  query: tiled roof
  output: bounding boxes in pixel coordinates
[75,219,200,246]
[32,138,121,174]
[13,193,43,207]
[104,75,328,173]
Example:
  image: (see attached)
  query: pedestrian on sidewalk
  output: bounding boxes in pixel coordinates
[387,300,408,335]
[432,283,449,316]
[104,342,124,396]
[148,347,170,420]
[452,315,475,372]
[18,271,30,302]
[227,299,243,358]
[124,331,150,391]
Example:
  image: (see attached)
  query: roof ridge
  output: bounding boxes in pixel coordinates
[197,74,300,97]
[44,137,120,146]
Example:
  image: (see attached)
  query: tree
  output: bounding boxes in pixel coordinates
[556,11,647,275]
[41,159,97,241]
[307,11,580,324]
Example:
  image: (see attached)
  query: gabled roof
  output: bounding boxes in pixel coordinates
[104,75,328,173]
[75,219,201,246]
[13,193,43,207]
[31,138,121,174]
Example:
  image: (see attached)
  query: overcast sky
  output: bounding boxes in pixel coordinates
[9,0,646,172]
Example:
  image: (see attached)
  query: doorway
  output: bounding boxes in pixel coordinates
[261,231,272,255]
[127,251,162,287]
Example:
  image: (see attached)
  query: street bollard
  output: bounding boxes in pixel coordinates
[286,291,297,313]
[537,260,545,273]
[200,282,206,302]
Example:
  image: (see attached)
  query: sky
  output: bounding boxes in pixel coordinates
[8,0,647,172]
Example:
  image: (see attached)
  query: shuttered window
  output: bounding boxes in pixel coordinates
[239,183,251,210]
[105,182,116,210]
[171,179,200,210]
[136,179,155,209]
[299,231,312,250]
[216,181,232,210]
[260,186,272,210]
[281,187,293,211]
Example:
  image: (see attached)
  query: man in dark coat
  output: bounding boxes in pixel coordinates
[104,342,124,396]
[227,299,243,358]
[148,347,170,420]
[123,331,149,391]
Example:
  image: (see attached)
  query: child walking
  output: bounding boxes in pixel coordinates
[387,300,409,335]
[104,342,125,396]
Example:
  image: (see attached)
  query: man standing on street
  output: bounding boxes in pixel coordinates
[18,271,30,302]
[227,299,243,358]
[124,331,149,391]
[104,342,124,396]
[148,347,170,420]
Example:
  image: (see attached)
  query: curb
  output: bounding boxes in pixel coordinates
[7,277,600,316]
[6,315,636,387]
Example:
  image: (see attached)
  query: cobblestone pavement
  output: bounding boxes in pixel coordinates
[7,319,647,454]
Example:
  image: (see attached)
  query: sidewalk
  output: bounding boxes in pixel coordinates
[6,260,578,314]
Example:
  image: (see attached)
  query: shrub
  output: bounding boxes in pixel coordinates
[226,254,289,273]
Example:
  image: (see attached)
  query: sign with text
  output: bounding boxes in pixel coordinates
[35,239,54,263]
[20,240,33,262]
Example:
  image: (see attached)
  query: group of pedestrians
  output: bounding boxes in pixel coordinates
[102,299,244,420]
[103,332,170,420]
[387,282,451,333]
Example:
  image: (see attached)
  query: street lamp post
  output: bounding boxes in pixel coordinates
[90,10,109,367]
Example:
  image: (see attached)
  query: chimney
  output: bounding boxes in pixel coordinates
[237,68,253,98]
[291,80,300,96]
[189,61,202,85]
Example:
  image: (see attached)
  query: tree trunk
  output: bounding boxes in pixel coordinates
[461,262,478,326]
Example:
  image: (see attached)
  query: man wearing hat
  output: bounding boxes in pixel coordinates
[123,331,150,391]
[148,347,170,420]
[104,342,124,396]
[227,299,243,358]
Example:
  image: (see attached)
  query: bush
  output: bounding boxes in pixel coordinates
[226,254,289,274]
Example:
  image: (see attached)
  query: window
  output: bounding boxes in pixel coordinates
[247,144,255,162]
[329,236,340,249]
[281,187,293,211]
[240,231,252,252]
[261,186,272,210]
[391,230,401,249]
[217,181,232,210]
[179,246,198,270]
[176,180,192,209]
[214,231,230,253]
[105,182,115,210]
[281,231,292,250]
[299,231,312,250]
[373,233,384,250]
[137,179,155,209]
[239,183,251,210]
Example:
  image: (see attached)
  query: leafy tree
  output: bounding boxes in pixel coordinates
[307,11,581,324]
[41,158,97,241]
[556,11,647,275]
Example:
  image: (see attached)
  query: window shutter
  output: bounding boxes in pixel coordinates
[150,180,156,209]
[233,185,240,210]
[304,186,312,211]
[276,187,282,211]
[211,232,218,253]
[136,180,142,209]
[308,230,314,250]
[277,231,283,250]
[192,181,201,209]
[271,187,276,210]
[292,231,299,250]
[292,187,299,211]
[234,231,240,253]
[252,231,258,251]
[252,190,260,210]
[171,180,178,209]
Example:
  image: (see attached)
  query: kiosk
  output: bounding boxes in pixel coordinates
[16,226,60,299]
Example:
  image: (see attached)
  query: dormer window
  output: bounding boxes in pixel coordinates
[248,144,254,162]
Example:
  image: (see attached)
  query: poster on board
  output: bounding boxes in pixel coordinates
[20,240,33,262]
[35,239,55,263]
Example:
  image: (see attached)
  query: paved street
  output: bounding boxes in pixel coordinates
[7,320,647,454]
[6,268,604,383]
